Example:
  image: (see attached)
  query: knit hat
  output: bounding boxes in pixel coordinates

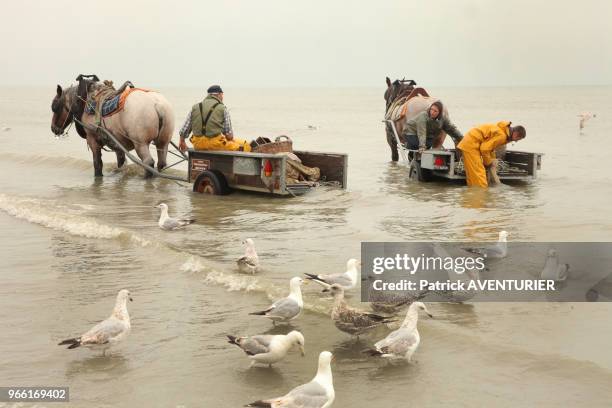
[207,85,223,94]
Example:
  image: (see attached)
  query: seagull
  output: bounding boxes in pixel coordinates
[369,289,429,314]
[325,284,396,337]
[246,351,334,408]
[58,289,132,355]
[249,277,305,325]
[304,258,360,291]
[463,230,508,259]
[541,249,570,281]
[578,112,596,131]
[227,330,305,367]
[364,301,432,362]
[430,243,481,303]
[237,238,260,274]
[155,203,195,230]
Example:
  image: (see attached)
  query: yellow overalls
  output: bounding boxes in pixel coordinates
[190,134,252,152]
[457,121,510,188]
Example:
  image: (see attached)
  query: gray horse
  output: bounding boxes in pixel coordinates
[51,76,174,177]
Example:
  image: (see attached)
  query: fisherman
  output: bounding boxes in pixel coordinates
[402,101,463,152]
[178,85,252,152]
[457,121,526,188]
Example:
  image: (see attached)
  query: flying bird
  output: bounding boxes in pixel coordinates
[227,330,305,367]
[58,289,132,355]
[245,351,335,408]
[155,203,195,230]
[578,112,596,132]
[237,238,260,274]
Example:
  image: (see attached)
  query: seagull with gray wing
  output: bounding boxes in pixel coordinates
[155,203,195,230]
[249,277,305,325]
[304,258,360,291]
[246,351,335,408]
[227,330,305,367]
[463,230,508,259]
[364,301,432,362]
[541,249,570,281]
[58,289,133,356]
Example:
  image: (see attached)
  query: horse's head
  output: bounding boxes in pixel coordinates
[51,84,74,135]
[384,77,417,110]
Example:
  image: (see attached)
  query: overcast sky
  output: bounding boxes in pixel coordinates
[1,0,610,87]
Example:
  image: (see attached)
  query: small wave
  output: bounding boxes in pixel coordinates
[204,271,261,292]
[3,152,93,171]
[0,193,152,247]
[180,256,331,315]
[181,256,261,292]
[2,152,187,178]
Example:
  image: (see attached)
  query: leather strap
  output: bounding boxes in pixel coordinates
[199,101,221,134]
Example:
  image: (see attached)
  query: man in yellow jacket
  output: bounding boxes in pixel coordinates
[457,121,526,188]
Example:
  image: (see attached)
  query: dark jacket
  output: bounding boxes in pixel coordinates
[403,110,463,147]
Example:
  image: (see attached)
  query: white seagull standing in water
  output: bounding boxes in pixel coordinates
[464,230,508,259]
[249,277,305,325]
[237,238,260,274]
[58,289,133,355]
[246,351,335,408]
[155,203,195,230]
[304,258,360,291]
[364,301,433,362]
[227,330,305,367]
[541,249,570,281]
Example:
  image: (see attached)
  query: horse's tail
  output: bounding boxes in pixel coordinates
[154,104,165,143]
[153,101,174,146]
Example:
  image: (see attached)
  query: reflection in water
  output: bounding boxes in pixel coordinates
[433,303,480,328]
[263,324,300,336]
[375,162,545,241]
[65,353,130,379]
[331,338,371,362]
[367,357,421,381]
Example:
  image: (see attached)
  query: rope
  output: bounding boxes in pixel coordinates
[74,117,189,184]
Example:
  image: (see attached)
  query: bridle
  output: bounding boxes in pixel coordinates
[53,74,100,138]
[52,95,76,137]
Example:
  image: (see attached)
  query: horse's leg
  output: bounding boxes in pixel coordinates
[87,134,103,177]
[386,122,399,162]
[115,150,126,168]
[155,142,168,172]
[134,143,155,178]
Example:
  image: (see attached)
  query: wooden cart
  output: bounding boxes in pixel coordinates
[188,149,348,196]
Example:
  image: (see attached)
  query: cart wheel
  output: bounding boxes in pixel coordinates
[409,160,433,182]
[193,170,231,195]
